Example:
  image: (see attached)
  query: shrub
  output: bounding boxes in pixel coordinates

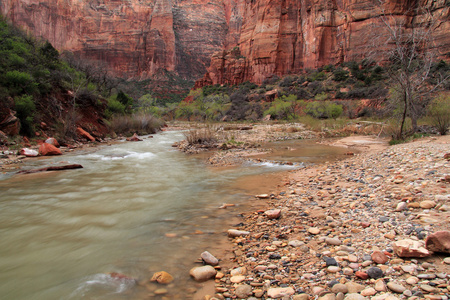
[14,94,35,136]
[428,94,450,135]
[109,113,164,135]
[105,97,126,118]
[184,126,217,145]
[333,67,349,81]
[305,101,343,119]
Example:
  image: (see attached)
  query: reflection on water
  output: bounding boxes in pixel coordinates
[0,132,350,299]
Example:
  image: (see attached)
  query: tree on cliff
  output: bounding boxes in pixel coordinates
[371,1,449,139]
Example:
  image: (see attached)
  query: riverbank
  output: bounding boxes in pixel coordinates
[207,135,450,300]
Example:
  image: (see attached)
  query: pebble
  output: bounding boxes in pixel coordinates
[201,251,219,266]
[235,285,252,298]
[331,283,348,294]
[367,267,384,279]
[361,287,377,296]
[387,282,407,293]
[227,229,250,237]
[267,287,295,298]
[326,237,342,245]
[308,227,320,234]
[213,138,450,299]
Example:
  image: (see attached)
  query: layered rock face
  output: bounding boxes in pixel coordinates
[1,0,449,85]
[0,0,234,81]
[198,0,450,86]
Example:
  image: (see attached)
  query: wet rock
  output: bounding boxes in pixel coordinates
[392,239,430,258]
[256,194,270,199]
[265,209,281,219]
[19,148,38,157]
[127,133,143,142]
[387,282,406,293]
[154,288,168,295]
[189,266,217,282]
[267,287,295,298]
[150,271,173,284]
[425,231,450,253]
[227,229,250,237]
[201,251,219,266]
[235,284,252,298]
[38,143,62,156]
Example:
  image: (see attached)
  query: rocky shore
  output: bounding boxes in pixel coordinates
[194,135,449,300]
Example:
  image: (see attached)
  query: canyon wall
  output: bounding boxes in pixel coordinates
[1,0,449,85]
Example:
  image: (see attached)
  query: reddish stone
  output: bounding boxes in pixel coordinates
[355,271,369,280]
[371,250,389,264]
[425,231,450,254]
[76,127,95,142]
[361,222,371,228]
[126,133,143,142]
[264,209,281,220]
[38,143,62,156]
[444,153,450,160]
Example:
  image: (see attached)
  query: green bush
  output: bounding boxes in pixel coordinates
[333,67,349,81]
[105,97,126,118]
[305,101,343,120]
[428,94,450,135]
[14,94,36,136]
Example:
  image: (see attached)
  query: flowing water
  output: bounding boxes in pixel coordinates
[0,131,350,300]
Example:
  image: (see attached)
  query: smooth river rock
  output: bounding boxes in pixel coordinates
[201,251,219,266]
[189,265,217,282]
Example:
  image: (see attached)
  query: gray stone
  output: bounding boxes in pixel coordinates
[201,251,219,266]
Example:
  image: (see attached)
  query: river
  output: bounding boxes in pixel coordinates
[0,131,350,299]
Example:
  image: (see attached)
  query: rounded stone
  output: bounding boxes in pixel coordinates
[387,282,406,293]
[331,283,348,294]
[189,265,217,282]
[150,271,174,284]
[367,267,384,279]
[201,251,219,266]
[327,266,341,273]
[360,287,376,296]
[235,285,252,298]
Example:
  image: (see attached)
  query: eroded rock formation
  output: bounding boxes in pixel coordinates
[1,0,449,85]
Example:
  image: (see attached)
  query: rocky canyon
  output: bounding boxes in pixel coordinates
[1,0,449,86]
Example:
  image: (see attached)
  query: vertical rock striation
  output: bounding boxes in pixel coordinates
[1,0,448,85]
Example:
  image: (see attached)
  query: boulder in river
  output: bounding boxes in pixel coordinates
[44,137,60,147]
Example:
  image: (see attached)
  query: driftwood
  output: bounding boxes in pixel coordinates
[17,164,83,174]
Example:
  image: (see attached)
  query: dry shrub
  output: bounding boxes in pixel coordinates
[110,113,165,136]
[184,126,217,145]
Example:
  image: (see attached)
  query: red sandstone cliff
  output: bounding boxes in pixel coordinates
[1,0,449,85]
[197,0,450,86]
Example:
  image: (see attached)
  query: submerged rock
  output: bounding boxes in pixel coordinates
[150,271,174,284]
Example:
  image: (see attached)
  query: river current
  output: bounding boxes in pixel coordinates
[0,131,349,299]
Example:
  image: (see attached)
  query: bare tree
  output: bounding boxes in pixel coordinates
[370,1,449,139]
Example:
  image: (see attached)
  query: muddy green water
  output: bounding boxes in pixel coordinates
[0,131,350,299]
